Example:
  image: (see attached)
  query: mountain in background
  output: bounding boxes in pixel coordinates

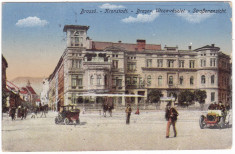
[10,77,45,95]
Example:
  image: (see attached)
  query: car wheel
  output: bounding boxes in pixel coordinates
[64,118,70,125]
[55,117,59,124]
[199,115,205,129]
[76,118,80,124]
[218,117,225,129]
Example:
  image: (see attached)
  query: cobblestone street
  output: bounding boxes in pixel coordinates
[2,110,232,151]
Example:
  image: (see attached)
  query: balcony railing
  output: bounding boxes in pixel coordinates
[126,84,145,89]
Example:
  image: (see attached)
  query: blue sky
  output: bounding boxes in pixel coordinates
[2,2,232,80]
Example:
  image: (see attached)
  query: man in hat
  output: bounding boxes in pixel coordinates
[125,104,132,124]
[165,101,179,138]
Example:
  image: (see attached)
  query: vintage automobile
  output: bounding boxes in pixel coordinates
[199,109,229,129]
[55,105,80,125]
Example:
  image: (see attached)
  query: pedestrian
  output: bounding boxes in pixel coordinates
[135,106,140,115]
[10,107,16,121]
[24,107,28,119]
[165,102,179,138]
[125,104,132,124]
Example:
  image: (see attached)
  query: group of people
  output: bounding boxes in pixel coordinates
[208,102,230,111]
[9,106,28,121]
[125,101,179,139]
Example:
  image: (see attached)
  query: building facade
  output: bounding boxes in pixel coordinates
[48,25,232,110]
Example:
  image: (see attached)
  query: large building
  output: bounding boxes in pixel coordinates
[48,25,232,110]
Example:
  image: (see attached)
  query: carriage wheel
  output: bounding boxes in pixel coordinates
[64,118,70,125]
[76,118,80,124]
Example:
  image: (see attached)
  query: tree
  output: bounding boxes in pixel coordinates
[147,89,163,103]
[77,97,83,104]
[178,90,194,107]
[194,90,207,109]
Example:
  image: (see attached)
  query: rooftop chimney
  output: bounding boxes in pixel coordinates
[212,44,215,47]
[137,39,146,51]
[188,46,192,50]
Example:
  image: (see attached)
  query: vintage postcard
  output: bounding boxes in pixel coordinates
[1,1,233,152]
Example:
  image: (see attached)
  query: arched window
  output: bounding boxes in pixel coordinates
[158,76,162,86]
[179,76,183,85]
[211,75,215,84]
[190,76,194,85]
[147,75,151,86]
[104,75,108,86]
[90,75,94,85]
[97,75,101,85]
[169,76,173,85]
[201,75,206,84]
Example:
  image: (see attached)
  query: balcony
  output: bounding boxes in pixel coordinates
[112,86,123,90]
[68,68,85,73]
[70,86,83,90]
[126,84,145,89]
[168,84,178,89]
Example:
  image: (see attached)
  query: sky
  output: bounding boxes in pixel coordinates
[1,1,232,80]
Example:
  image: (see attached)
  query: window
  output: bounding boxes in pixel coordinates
[211,92,215,102]
[167,60,174,68]
[127,63,136,71]
[133,77,137,85]
[147,75,151,86]
[78,75,83,87]
[104,75,108,86]
[71,31,83,47]
[179,60,184,68]
[158,76,162,86]
[139,77,143,86]
[112,60,118,69]
[201,59,206,67]
[97,75,101,85]
[72,93,77,104]
[189,60,195,68]
[201,75,206,84]
[126,77,131,85]
[190,76,194,85]
[146,59,152,67]
[116,77,122,88]
[72,59,82,68]
[179,76,183,85]
[211,75,215,84]
[169,76,173,85]
[90,75,94,85]
[71,75,77,89]
[210,58,216,67]
[157,59,163,67]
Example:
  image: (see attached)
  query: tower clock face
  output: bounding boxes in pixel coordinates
[73,30,80,36]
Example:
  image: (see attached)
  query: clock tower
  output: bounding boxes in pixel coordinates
[63,25,90,48]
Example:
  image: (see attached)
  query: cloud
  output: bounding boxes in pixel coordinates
[99,3,125,9]
[177,11,214,23]
[16,16,48,27]
[122,10,159,23]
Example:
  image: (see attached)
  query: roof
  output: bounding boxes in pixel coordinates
[63,25,89,32]
[92,41,161,52]
[6,81,20,94]
[2,55,8,67]
[35,98,41,102]
[194,44,220,52]
[26,86,37,95]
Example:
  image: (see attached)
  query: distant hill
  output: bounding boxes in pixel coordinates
[10,77,45,95]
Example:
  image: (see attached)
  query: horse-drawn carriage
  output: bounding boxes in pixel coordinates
[55,104,80,125]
